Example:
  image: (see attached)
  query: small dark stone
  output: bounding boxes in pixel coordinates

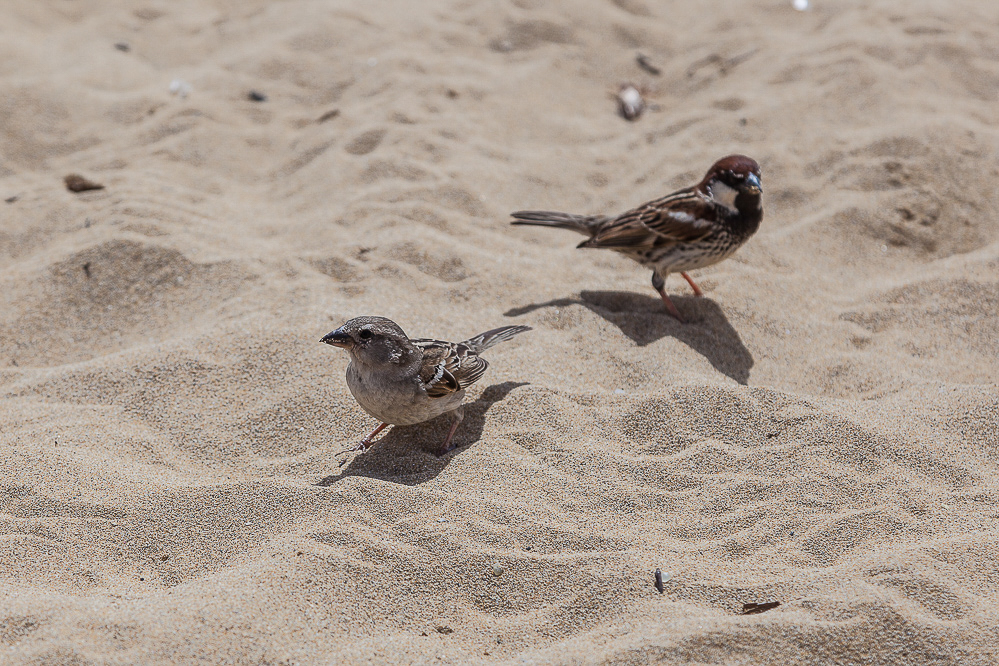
[317,109,340,123]
[739,117,748,126]
[435,625,453,635]
[114,42,130,52]
[83,262,91,278]
[636,53,661,75]
[248,90,267,102]
[5,195,19,203]
[743,601,781,615]
[64,174,105,193]
[654,568,665,593]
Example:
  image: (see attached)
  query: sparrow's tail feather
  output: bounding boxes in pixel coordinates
[462,325,532,354]
[510,210,604,237]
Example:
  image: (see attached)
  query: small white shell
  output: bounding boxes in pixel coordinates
[617,85,645,121]
[169,79,192,98]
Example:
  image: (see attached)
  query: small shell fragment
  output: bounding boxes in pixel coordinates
[617,84,645,121]
[169,79,192,98]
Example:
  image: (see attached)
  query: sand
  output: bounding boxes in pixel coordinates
[2,0,999,663]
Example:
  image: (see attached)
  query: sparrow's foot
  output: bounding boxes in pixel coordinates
[680,272,704,297]
[337,422,390,466]
[655,287,686,323]
[336,442,366,468]
[436,419,462,457]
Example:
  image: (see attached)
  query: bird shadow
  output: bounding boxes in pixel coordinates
[316,381,528,487]
[506,290,753,384]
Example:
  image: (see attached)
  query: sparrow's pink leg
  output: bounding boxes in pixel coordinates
[655,289,685,322]
[337,422,389,463]
[437,406,465,457]
[652,273,686,322]
[680,272,704,297]
[437,420,462,457]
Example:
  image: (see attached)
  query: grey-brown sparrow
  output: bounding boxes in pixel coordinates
[321,316,531,459]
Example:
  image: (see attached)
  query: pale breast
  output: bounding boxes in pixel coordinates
[346,362,465,426]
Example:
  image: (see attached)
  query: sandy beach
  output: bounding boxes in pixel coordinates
[2,0,999,663]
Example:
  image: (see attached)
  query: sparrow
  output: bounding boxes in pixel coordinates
[321,316,531,459]
[511,154,763,321]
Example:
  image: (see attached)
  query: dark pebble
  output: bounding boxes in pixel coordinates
[64,174,105,193]
[743,601,781,615]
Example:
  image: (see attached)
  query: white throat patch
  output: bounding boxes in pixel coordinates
[708,180,739,212]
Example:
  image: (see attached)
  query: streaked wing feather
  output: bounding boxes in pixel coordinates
[584,189,716,249]
[413,339,489,395]
[640,197,718,241]
[461,325,532,353]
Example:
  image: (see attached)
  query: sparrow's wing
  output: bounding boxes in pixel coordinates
[581,188,717,249]
[413,339,489,397]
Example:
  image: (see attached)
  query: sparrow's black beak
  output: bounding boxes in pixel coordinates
[321,328,354,349]
[744,173,762,195]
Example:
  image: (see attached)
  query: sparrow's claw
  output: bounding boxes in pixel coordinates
[336,422,390,465]
[336,449,359,467]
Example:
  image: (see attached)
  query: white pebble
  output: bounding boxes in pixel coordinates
[492,563,504,576]
[614,388,626,395]
[793,0,809,10]
[169,79,192,98]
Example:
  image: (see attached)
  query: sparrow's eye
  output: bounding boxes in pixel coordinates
[358,329,373,341]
